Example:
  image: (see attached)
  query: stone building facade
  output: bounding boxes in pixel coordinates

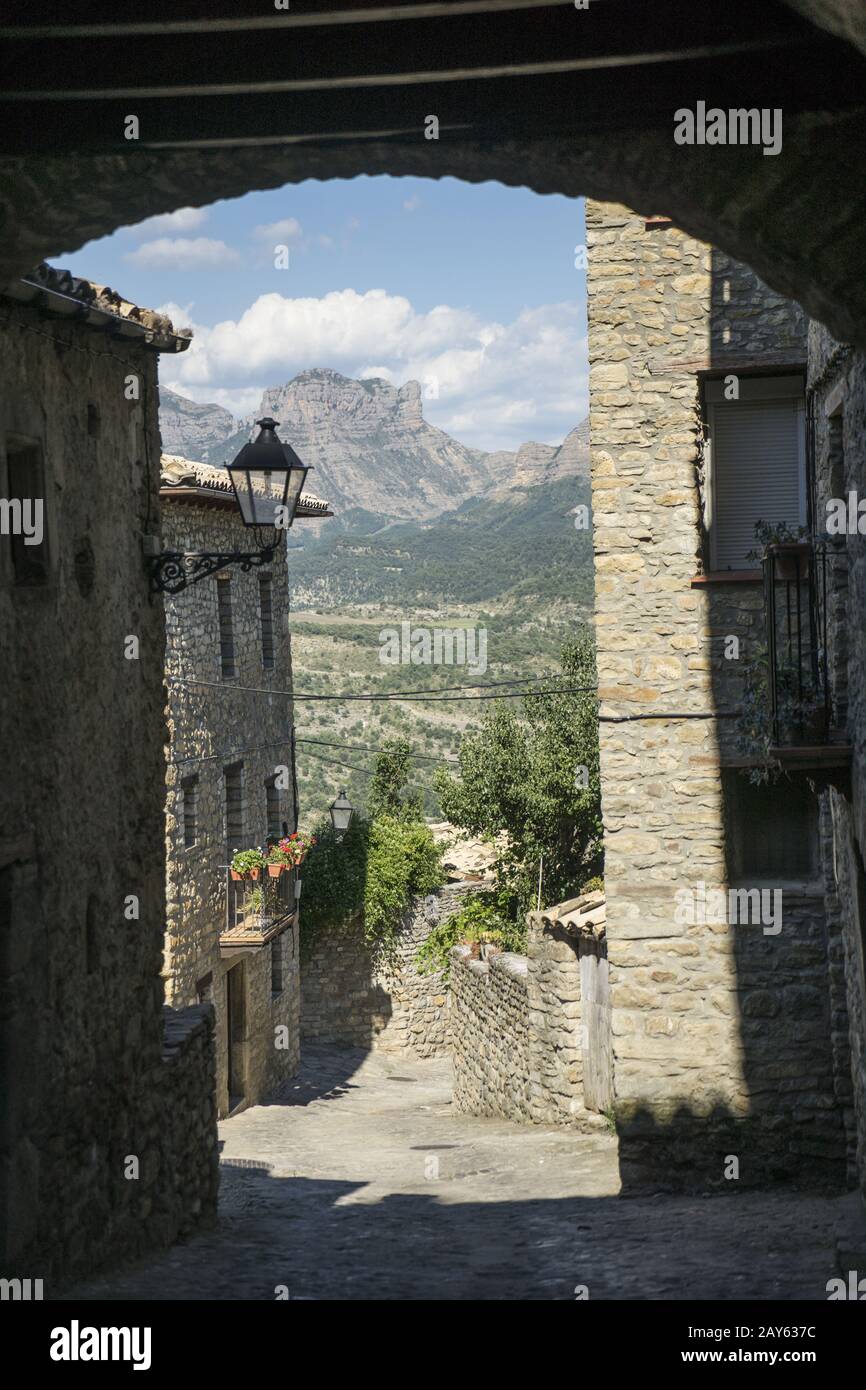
[0,266,218,1288]
[586,201,855,1188]
[160,454,330,1118]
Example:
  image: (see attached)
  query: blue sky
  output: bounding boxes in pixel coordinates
[66,176,588,451]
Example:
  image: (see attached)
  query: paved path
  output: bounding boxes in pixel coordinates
[69,1046,849,1300]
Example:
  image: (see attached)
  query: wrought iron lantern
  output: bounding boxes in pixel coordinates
[227,416,309,528]
[148,417,310,594]
[329,789,354,840]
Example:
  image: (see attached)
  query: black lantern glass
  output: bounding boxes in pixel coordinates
[329,789,354,837]
[226,417,310,529]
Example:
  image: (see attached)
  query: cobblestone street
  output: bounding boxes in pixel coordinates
[69,1047,852,1301]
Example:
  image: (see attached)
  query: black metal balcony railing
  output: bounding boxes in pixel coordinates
[224,867,297,937]
[762,540,830,748]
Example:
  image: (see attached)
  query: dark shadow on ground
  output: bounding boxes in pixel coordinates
[60,1164,846,1302]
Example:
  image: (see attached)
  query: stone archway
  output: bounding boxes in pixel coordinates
[1,112,865,348]
[1,0,865,346]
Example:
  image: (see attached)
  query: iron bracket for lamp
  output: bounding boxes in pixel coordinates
[147,531,278,595]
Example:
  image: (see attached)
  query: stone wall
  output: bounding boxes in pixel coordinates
[450,947,531,1123]
[0,298,216,1288]
[162,492,299,1116]
[160,1005,220,1240]
[3,98,866,355]
[526,914,584,1124]
[807,321,866,1200]
[301,880,474,1055]
[587,201,848,1188]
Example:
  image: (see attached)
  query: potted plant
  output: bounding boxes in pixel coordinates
[230,847,266,880]
[749,520,810,581]
[266,847,287,877]
[243,884,264,923]
[273,831,317,868]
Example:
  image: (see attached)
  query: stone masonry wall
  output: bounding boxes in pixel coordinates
[808,321,866,1200]
[450,947,532,1123]
[301,881,475,1055]
[162,494,299,1117]
[160,1005,220,1239]
[526,914,584,1124]
[0,299,216,1288]
[587,201,847,1187]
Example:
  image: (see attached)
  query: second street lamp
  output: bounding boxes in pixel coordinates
[148,417,311,594]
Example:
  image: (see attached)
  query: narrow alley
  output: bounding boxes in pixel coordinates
[66,1048,850,1302]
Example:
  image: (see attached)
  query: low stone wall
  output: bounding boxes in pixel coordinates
[451,947,531,1122]
[527,914,584,1124]
[158,1005,219,1246]
[301,881,475,1056]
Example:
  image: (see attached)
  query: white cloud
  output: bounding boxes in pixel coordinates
[124,237,240,271]
[253,218,303,242]
[155,300,196,332]
[122,207,208,238]
[163,288,587,450]
[403,195,421,212]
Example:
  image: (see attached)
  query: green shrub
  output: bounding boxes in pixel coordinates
[415,891,526,980]
[364,815,444,958]
[299,808,443,963]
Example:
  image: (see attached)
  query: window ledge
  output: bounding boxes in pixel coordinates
[691,570,762,586]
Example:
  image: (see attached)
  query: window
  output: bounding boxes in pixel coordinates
[4,436,49,585]
[259,575,275,669]
[224,763,244,855]
[722,771,818,882]
[265,777,282,841]
[181,775,198,848]
[196,972,213,1005]
[217,576,236,679]
[271,937,283,996]
[705,375,806,571]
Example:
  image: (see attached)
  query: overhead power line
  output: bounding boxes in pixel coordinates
[167,675,588,702]
[296,736,458,763]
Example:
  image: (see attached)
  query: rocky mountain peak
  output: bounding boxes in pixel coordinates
[159,371,587,526]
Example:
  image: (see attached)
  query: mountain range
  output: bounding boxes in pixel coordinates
[159,370,592,819]
[158,369,588,531]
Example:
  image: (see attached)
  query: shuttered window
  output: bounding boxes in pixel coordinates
[217,576,236,679]
[224,763,244,855]
[706,376,805,571]
[182,775,198,848]
[259,575,275,669]
[5,437,49,585]
[265,777,282,841]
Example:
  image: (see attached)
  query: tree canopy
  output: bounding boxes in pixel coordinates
[434,635,602,915]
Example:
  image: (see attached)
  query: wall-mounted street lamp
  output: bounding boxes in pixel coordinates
[148,417,310,595]
[329,789,354,840]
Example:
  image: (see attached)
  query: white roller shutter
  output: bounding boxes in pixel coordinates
[708,381,805,570]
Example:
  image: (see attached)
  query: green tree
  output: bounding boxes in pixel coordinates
[300,742,443,962]
[434,635,601,915]
[367,736,422,820]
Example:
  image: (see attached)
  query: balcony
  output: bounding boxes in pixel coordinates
[761,539,851,783]
[219,866,298,955]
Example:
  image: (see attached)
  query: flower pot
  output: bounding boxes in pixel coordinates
[230,869,243,881]
[249,868,261,880]
[767,542,810,582]
[268,862,284,878]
